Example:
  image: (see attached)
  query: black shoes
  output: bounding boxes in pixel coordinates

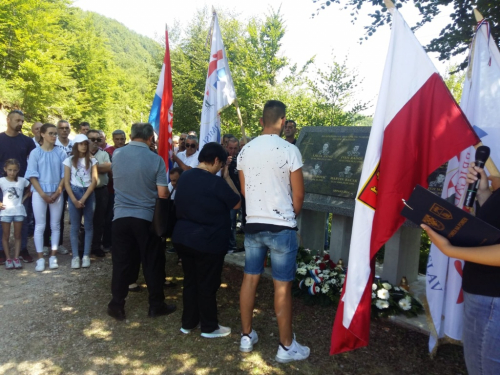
[148,303,177,318]
[92,248,106,257]
[107,306,126,321]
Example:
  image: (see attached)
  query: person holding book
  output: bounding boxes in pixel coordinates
[422,162,500,375]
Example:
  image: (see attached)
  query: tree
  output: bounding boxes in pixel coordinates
[312,0,500,71]
[307,56,371,126]
[443,65,465,102]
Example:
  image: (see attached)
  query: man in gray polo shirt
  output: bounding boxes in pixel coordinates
[107,123,176,321]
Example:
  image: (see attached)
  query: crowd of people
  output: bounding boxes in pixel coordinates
[0,102,311,363]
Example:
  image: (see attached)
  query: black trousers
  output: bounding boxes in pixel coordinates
[174,243,225,333]
[109,217,166,310]
[91,186,108,252]
[44,191,67,247]
[102,192,114,248]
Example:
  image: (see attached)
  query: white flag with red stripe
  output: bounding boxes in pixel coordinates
[199,11,236,150]
[426,19,500,353]
[330,8,479,354]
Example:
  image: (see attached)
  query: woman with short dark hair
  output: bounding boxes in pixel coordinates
[173,142,241,338]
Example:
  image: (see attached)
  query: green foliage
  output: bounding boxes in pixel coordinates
[312,0,500,71]
[443,65,465,102]
[0,0,161,133]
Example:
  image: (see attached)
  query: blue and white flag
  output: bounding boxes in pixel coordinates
[199,12,236,150]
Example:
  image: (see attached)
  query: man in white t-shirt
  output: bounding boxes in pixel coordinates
[55,120,74,156]
[237,100,308,362]
[172,135,199,170]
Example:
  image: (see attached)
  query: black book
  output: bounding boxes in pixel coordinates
[401,185,500,247]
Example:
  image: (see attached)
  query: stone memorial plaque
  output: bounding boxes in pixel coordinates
[427,162,447,197]
[297,126,370,199]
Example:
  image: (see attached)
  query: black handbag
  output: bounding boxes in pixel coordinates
[152,198,176,238]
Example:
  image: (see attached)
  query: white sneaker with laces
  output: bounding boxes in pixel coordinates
[240,329,259,352]
[200,325,231,338]
[81,256,90,268]
[71,257,80,269]
[42,246,49,256]
[57,245,69,255]
[275,338,310,363]
[35,258,45,272]
[49,256,58,269]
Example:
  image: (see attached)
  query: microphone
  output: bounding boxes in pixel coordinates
[464,145,490,209]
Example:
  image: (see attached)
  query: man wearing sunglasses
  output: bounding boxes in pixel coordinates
[178,133,188,153]
[87,129,111,258]
[172,135,200,171]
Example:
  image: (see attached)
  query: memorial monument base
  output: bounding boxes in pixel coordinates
[381,226,422,285]
[329,214,352,264]
[297,209,326,252]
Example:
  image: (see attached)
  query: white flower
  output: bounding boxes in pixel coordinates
[323,270,330,275]
[304,277,314,287]
[332,272,338,276]
[306,264,314,270]
[323,274,330,280]
[316,259,322,264]
[321,285,330,293]
[382,282,392,290]
[394,287,400,292]
[377,289,390,300]
[398,298,412,311]
[329,279,337,285]
[372,283,378,291]
[375,300,389,309]
[305,248,311,253]
[372,292,376,299]
[315,286,320,293]
[297,267,307,276]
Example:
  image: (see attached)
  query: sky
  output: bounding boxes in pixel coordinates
[73,0,466,116]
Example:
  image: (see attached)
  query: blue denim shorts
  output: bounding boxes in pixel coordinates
[0,215,25,223]
[244,229,298,281]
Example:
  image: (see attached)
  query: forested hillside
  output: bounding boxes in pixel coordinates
[0,0,162,133]
[1,1,372,136]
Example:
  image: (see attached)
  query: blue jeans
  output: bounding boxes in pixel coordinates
[0,191,28,251]
[229,209,238,250]
[68,186,95,257]
[463,291,500,375]
[244,229,298,281]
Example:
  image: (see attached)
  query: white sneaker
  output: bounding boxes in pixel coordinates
[200,325,231,338]
[81,256,90,268]
[71,257,80,269]
[49,256,58,269]
[240,329,259,352]
[180,324,200,335]
[275,338,310,363]
[57,245,69,255]
[42,246,49,256]
[35,258,45,272]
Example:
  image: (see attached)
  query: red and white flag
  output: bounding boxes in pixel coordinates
[149,27,174,170]
[330,8,479,354]
[426,19,500,353]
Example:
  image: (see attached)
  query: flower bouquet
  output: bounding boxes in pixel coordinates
[371,279,423,318]
[293,248,346,306]
[293,247,424,318]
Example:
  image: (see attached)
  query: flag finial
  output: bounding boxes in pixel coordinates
[474,8,484,22]
[384,0,395,9]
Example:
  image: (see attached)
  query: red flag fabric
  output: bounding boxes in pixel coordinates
[330,8,480,355]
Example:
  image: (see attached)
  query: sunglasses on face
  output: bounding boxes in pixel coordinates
[180,138,185,141]
[186,143,197,148]
[59,127,70,130]
[88,138,102,143]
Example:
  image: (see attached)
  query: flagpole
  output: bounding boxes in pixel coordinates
[384,0,395,8]
[474,8,483,22]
